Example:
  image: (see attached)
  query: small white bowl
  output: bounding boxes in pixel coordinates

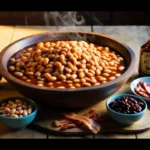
[130,77,150,102]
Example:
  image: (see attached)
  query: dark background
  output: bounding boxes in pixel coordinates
[0,11,150,25]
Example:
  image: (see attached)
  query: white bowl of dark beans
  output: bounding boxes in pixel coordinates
[0,31,136,109]
[106,94,147,126]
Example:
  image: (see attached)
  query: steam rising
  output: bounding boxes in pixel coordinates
[44,11,86,40]
[85,12,103,25]
[24,11,103,41]
[44,11,85,26]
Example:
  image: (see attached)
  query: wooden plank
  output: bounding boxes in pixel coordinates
[136,130,150,139]
[0,26,15,51]
[48,135,93,139]
[0,124,46,139]
[94,133,136,139]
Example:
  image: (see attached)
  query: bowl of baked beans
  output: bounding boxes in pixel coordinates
[0,31,136,109]
[0,97,38,130]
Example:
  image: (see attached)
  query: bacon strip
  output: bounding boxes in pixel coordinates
[137,82,146,92]
[142,82,150,95]
[64,112,100,134]
[134,87,150,98]
[54,108,96,129]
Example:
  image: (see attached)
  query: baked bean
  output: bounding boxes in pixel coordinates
[109,76,116,80]
[64,67,72,73]
[90,79,97,84]
[66,80,73,84]
[12,104,17,108]
[11,114,19,118]
[99,77,106,81]
[74,83,81,88]
[43,58,49,65]
[35,71,41,77]
[65,73,71,79]
[115,73,121,77]
[78,72,85,79]
[38,66,45,73]
[9,66,15,71]
[26,79,31,82]
[23,110,28,116]
[14,72,23,77]
[10,58,16,62]
[95,69,101,75]
[40,78,45,81]
[73,79,80,83]
[86,72,94,78]
[58,86,65,89]
[44,73,57,81]
[83,82,91,87]
[104,69,111,73]
[118,66,125,71]
[102,81,107,84]
[103,73,109,77]
[5,107,10,113]
[70,74,77,80]
[59,75,66,81]
[94,83,100,86]
[59,54,66,64]
[19,110,24,115]
[10,108,16,114]
[52,72,60,77]
[27,108,32,114]
[17,107,22,111]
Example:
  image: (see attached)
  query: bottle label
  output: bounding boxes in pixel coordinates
[141,52,150,74]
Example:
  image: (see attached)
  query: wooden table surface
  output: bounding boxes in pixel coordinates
[0,25,150,139]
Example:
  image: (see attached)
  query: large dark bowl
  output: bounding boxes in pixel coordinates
[0,31,136,109]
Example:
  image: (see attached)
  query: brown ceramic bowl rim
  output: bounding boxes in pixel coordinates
[0,31,136,92]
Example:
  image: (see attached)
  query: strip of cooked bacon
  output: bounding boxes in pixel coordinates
[60,123,79,130]
[142,82,150,95]
[54,119,74,127]
[134,87,150,98]
[64,112,100,134]
[54,108,96,130]
[137,82,146,92]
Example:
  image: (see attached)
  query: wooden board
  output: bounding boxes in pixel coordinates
[31,99,150,136]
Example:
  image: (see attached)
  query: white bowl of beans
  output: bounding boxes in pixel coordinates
[0,97,38,130]
[0,31,136,109]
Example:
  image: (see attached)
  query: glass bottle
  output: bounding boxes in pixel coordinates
[139,37,150,76]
